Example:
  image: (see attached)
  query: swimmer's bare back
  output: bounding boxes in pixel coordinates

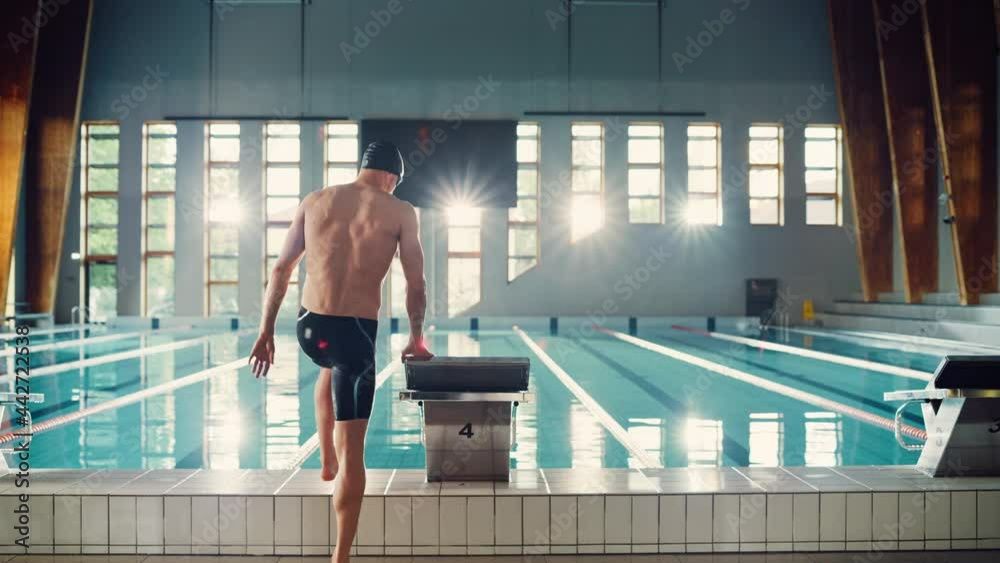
[299,183,416,320]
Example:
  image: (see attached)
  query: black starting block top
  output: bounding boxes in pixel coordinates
[404,356,530,392]
[931,355,1000,390]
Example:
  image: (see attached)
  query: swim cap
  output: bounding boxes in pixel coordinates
[360,141,405,185]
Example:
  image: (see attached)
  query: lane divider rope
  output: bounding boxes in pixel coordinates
[669,325,932,382]
[0,325,197,357]
[0,358,249,444]
[28,334,216,378]
[597,326,927,442]
[514,326,663,469]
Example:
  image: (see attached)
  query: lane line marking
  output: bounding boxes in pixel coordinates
[597,327,927,442]
[669,325,932,382]
[788,326,1000,354]
[28,334,217,378]
[0,358,248,444]
[284,359,402,470]
[513,327,663,469]
[0,325,197,357]
[1,325,96,341]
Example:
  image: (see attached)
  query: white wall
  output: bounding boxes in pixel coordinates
[53,0,868,322]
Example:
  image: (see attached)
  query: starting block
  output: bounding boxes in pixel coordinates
[884,355,1000,477]
[400,357,533,482]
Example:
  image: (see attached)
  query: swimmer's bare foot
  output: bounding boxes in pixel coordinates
[320,458,339,482]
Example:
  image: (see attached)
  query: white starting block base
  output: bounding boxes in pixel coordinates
[2,466,1000,556]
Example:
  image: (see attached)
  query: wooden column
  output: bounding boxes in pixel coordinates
[922,0,999,304]
[22,0,94,314]
[828,0,896,302]
[0,1,40,313]
[872,0,938,303]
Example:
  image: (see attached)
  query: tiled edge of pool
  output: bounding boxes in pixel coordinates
[2,467,999,555]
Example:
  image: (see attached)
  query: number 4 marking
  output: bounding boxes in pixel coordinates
[459,423,474,439]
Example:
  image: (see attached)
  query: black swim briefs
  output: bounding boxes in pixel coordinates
[296,308,379,421]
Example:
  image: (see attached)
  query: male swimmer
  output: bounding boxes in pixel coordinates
[249,141,433,563]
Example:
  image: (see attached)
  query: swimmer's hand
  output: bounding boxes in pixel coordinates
[401,339,433,362]
[248,331,275,378]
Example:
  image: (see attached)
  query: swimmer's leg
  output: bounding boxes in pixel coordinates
[332,418,368,563]
[314,367,337,481]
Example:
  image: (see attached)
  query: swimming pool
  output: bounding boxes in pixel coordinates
[2,320,967,471]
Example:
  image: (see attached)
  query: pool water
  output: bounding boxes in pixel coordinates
[2,323,951,470]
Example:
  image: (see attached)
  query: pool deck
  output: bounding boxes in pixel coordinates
[2,466,999,556]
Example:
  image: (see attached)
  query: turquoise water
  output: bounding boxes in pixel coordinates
[2,324,944,470]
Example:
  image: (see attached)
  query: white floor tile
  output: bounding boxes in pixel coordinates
[659,494,685,545]
[384,496,412,546]
[439,496,467,546]
[577,495,604,545]
[846,492,873,541]
[53,495,81,546]
[108,496,137,545]
[218,495,246,547]
[819,492,846,541]
[899,491,925,541]
[274,496,302,546]
[631,495,658,545]
[301,496,329,547]
[522,496,550,548]
[412,496,440,546]
[978,490,1000,539]
[246,496,274,547]
[191,496,219,547]
[925,490,951,540]
[467,496,495,546]
[163,496,192,546]
[766,493,793,543]
[952,490,977,540]
[604,495,630,545]
[740,493,766,543]
[81,496,109,545]
[687,494,713,544]
[792,493,819,542]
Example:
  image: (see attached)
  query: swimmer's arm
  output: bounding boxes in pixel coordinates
[259,200,306,336]
[398,204,428,346]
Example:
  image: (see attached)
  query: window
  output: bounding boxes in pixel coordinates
[142,122,177,317]
[570,122,604,241]
[447,207,481,316]
[804,125,843,225]
[205,122,241,316]
[686,123,722,225]
[508,122,540,281]
[80,122,120,322]
[748,124,783,225]
[627,123,664,224]
[264,122,301,319]
[325,121,359,185]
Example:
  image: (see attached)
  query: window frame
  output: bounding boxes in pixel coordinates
[508,121,541,282]
[80,121,120,322]
[804,124,844,227]
[627,121,665,225]
[324,120,360,186]
[141,121,177,316]
[685,122,723,226]
[747,123,784,226]
[205,121,241,316]
[262,121,302,317]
